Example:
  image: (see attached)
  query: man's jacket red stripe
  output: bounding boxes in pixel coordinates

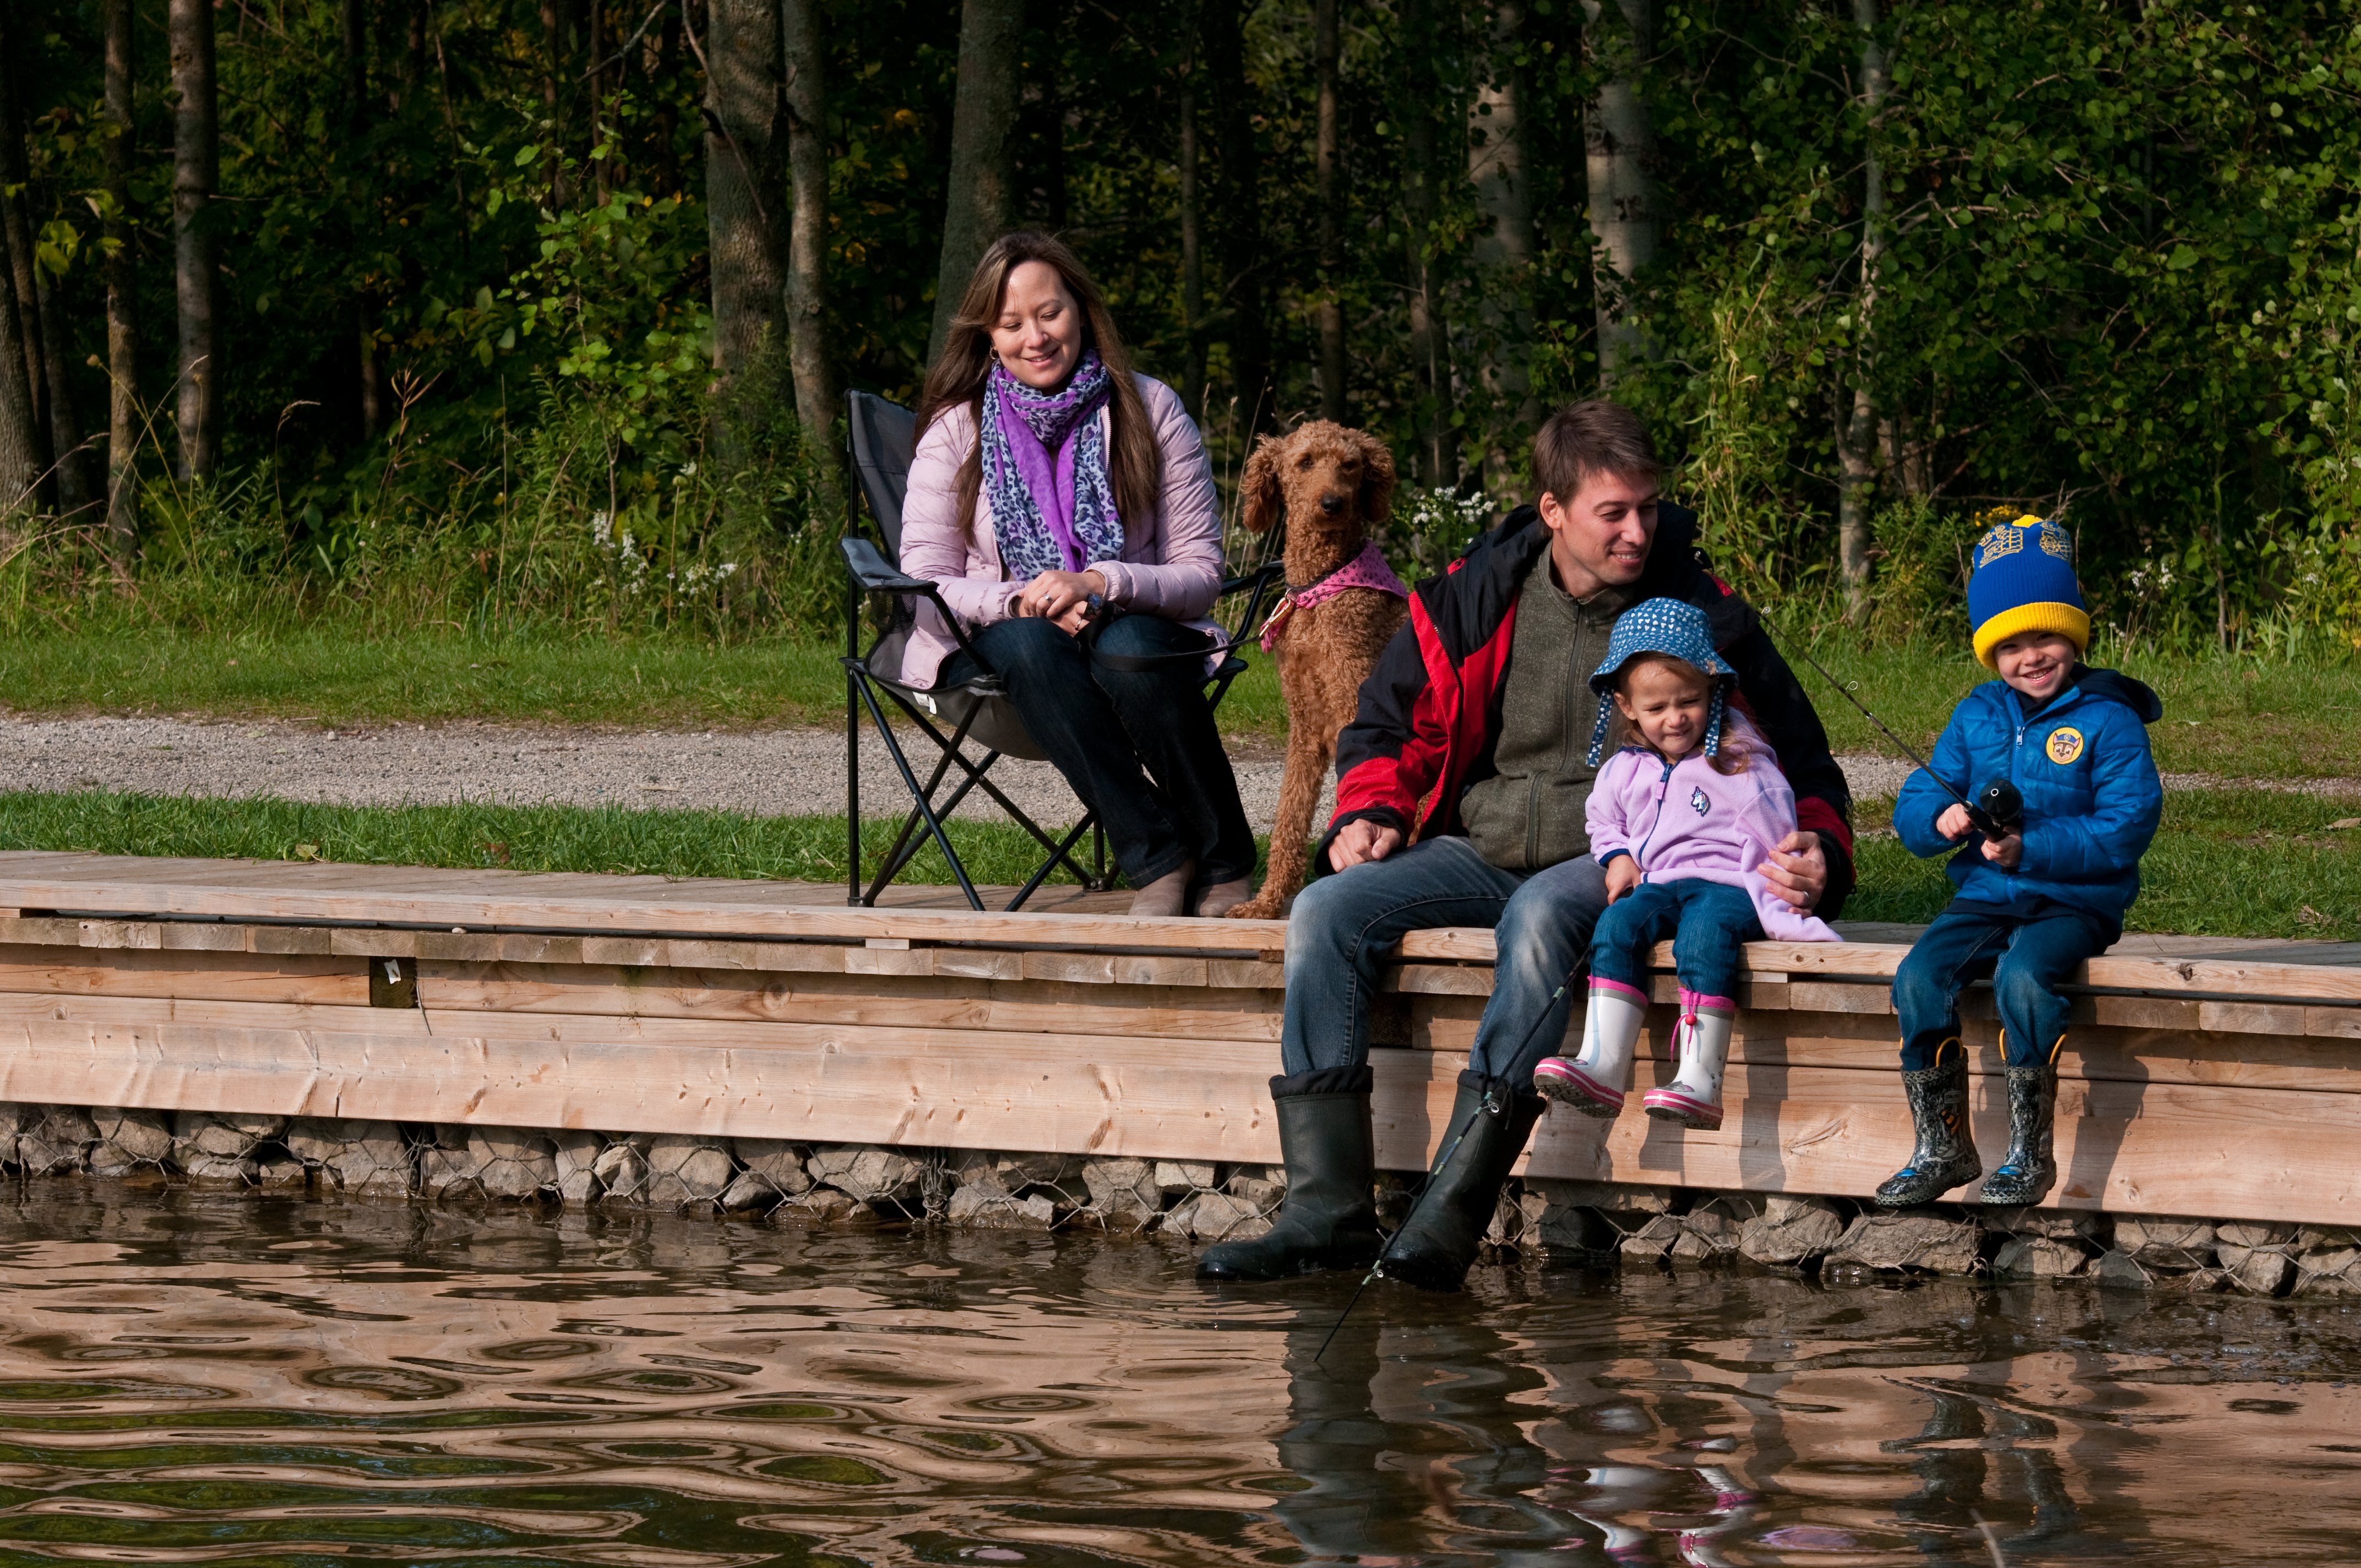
[1324,503,1858,915]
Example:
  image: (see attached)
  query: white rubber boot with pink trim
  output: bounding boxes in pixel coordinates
[1644,990,1734,1131]
[1533,979,1647,1119]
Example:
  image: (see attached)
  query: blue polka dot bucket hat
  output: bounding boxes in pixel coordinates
[1585,597,1736,765]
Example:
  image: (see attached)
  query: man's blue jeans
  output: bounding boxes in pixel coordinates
[1893,903,2113,1070]
[1281,836,1611,1084]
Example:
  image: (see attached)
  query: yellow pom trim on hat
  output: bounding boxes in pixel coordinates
[1973,601,2091,669]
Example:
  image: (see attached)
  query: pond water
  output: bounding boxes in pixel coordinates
[0,1185,2353,1566]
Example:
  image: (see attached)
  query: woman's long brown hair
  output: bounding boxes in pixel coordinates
[915,231,1162,544]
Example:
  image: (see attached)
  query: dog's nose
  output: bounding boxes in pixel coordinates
[1319,492,1345,515]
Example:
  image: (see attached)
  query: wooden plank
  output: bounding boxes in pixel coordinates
[0,944,367,1006]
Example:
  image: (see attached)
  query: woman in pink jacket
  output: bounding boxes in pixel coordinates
[1533,598,1840,1130]
[902,232,1254,916]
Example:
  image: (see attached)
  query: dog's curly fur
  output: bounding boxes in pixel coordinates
[1226,421,1406,921]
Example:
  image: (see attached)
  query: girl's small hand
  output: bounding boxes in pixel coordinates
[1935,803,1974,841]
[1603,857,1640,903]
[1982,831,2023,870]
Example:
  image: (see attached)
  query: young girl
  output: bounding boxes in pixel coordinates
[1533,598,1840,1130]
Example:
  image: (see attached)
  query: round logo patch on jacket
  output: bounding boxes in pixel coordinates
[2045,726,2085,765]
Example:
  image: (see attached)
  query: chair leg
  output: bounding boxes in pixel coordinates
[850,676,984,911]
[1007,815,1097,911]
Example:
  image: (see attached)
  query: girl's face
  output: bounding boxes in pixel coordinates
[1614,657,1712,760]
[991,260,1084,389]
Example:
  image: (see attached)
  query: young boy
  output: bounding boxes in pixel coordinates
[1876,516,2162,1210]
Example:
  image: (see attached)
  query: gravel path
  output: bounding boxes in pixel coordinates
[2,715,2352,829]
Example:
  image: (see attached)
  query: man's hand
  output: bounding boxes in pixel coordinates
[1015,569,1106,625]
[1935,803,1974,842]
[1329,820,1402,871]
[1760,829,1830,913]
[1603,857,1640,903]
[1982,831,2023,870]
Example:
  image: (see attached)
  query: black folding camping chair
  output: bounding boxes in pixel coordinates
[839,389,1280,911]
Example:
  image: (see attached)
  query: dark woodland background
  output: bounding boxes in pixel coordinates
[2,0,2359,648]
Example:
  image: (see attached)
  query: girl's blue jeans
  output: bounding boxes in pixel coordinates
[1893,903,2113,1070]
[1587,877,1765,1001]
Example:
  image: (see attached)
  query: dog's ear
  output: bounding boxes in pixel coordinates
[1241,435,1286,533]
[1353,431,1399,526]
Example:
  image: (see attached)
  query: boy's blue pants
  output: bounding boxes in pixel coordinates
[1894,905,2113,1070]
[1589,879,1765,1001]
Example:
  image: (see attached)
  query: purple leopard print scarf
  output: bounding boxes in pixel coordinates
[979,350,1124,580]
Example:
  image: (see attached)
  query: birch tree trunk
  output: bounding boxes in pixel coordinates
[1469,0,1539,488]
[928,0,1024,362]
[1314,0,1346,422]
[1204,0,1272,434]
[1581,0,1659,383]
[780,0,839,489]
[704,0,788,391]
[1836,0,1888,624]
[1400,0,1455,488]
[104,0,139,568]
[170,0,222,480]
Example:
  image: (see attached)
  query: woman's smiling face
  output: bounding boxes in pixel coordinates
[991,261,1084,390]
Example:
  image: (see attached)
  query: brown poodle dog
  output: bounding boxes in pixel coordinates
[1227,422,1407,921]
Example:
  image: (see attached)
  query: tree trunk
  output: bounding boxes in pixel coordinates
[1469,0,1539,490]
[33,273,91,516]
[703,0,788,384]
[1581,0,1659,382]
[781,0,839,489]
[928,0,1024,362]
[404,0,429,103]
[0,31,51,490]
[1177,16,1206,421]
[1400,0,1455,488]
[342,0,368,132]
[588,0,610,193]
[1314,0,1346,423]
[1836,0,1887,624]
[0,216,39,518]
[1203,0,1270,433]
[103,0,139,568]
[170,0,222,480]
[344,0,380,443]
[540,0,571,206]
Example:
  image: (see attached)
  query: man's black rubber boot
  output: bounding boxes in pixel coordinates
[1196,1065,1382,1281]
[1978,1065,2058,1206]
[1874,1057,1982,1208]
[1379,1070,1546,1294]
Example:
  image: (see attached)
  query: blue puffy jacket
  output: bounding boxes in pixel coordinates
[1894,668,2163,922]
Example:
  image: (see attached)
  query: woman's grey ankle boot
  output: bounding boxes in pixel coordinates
[1978,1066,2058,1206]
[1196,1066,1382,1281]
[1874,1055,1982,1207]
[1379,1071,1547,1293]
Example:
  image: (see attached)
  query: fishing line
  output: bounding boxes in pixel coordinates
[1777,636,2020,837]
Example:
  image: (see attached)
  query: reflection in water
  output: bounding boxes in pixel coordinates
[0,1184,2349,1564]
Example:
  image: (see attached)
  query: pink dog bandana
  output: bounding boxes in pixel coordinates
[1259,541,1410,652]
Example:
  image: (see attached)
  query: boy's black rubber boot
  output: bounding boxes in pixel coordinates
[1978,1066,2058,1207]
[1197,1066,1382,1281]
[1380,1071,1547,1294]
[1874,1058,1982,1208]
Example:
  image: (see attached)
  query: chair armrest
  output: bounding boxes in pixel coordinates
[1219,561,1285,600]
[841,536,931,595]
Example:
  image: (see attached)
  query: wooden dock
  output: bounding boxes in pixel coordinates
[0,850,2352,1227]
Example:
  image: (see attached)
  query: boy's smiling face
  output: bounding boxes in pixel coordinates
[1992,631,2080,705]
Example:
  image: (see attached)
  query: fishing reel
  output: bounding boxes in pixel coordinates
[1967,778,2023,839]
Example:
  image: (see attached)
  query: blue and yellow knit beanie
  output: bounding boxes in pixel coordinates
[1967,515,2088,669]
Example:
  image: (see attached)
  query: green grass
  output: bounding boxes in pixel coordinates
[1845,790,2361,940]
[0,786,2349,940]
[0,629,1290,742]
[1799,639,2361,780]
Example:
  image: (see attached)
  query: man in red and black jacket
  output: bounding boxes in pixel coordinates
[1201,402,1855,1291]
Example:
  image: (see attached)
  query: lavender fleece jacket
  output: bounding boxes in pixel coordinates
[1585,712,1842,945]
[895,374,1223,690]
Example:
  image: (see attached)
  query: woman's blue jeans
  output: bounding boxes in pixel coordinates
[939,613,1254,889]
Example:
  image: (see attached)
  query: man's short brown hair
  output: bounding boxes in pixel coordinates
[1532,400,1662,502]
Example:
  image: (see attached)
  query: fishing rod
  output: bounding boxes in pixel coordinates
[1781,642,2022,839]
[1313,957,1587,1364]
